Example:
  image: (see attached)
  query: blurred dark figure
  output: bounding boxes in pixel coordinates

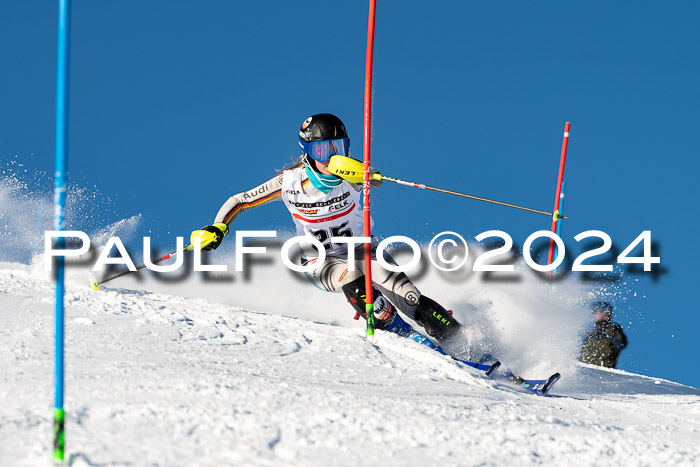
[579,301,628,368]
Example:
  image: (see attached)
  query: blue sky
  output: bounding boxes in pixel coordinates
[1,1,698,387]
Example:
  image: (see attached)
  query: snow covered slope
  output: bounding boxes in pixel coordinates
[1,264,698,466]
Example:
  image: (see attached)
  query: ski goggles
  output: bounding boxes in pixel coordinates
[298,137,350,162]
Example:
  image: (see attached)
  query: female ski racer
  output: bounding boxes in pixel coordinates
[194,113,465,350]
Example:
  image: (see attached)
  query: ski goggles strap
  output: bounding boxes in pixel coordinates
[298,137,350,162]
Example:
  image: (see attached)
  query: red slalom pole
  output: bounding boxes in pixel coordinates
[546,122,570,265]
[363,0,377,340]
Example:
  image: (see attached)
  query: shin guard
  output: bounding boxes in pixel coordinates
[413,295,462,340]
[341,276,395,330]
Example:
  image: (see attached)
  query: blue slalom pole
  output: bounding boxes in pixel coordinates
[53,0,71,462]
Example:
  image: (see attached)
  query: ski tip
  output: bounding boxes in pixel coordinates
[485,361,501,376]
[542,372,561,395]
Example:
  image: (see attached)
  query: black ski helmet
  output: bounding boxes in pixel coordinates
[299,113,348,144]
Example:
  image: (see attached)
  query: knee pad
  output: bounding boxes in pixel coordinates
[414,295,462,340]
[341,276,396,330]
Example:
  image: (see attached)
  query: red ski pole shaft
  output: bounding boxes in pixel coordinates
[362,0,377,340]
[547,122,570,265]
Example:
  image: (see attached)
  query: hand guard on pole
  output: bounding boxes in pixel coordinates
[191,222,229,251]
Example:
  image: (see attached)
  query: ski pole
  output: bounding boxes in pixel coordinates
[90,244,194,290]
[362,0,378,342]
[90,228,220,290]
[328,155,566,220]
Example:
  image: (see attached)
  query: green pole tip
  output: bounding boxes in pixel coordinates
[53,408,65,462]
[365,303,375,336]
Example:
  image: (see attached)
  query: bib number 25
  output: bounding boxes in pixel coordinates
[310,222,353,250]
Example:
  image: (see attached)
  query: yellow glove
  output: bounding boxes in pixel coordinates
[328,155,382,186]
[190,222,228,251]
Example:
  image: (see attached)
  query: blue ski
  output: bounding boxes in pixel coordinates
[383,313,559,393]
[383,313,501,376]
[494,370,561,395]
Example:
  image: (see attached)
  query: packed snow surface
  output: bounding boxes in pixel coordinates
[1,262,698,467]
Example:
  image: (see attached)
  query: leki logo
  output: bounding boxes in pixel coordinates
[334,169,357,176]
[432,311,451,326]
